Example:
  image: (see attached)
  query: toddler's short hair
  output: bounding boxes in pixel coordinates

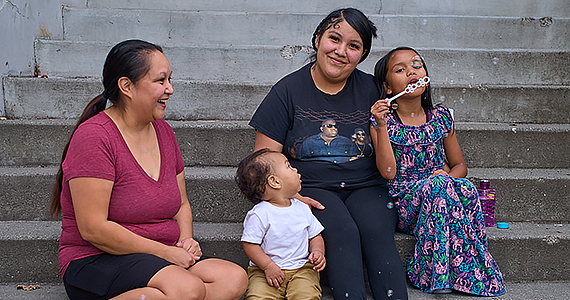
[235,148,278,204]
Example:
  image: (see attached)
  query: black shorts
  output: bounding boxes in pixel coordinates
[63,253,173,300]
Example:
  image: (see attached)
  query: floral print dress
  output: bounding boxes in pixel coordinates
[386,106,505,296]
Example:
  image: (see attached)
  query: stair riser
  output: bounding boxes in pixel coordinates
[5,77,570,124]
[35,40,570,86]
[1,234,568,283]
[88,0,569,17]
[1,168,568,223]
[62,8,570,50]
[0,121,567,168]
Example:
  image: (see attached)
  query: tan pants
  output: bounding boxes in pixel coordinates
[244,262,321,300]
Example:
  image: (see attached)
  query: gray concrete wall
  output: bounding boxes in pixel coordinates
[0,0,86,115]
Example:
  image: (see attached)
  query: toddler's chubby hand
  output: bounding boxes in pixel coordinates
[309,250,326,272]
[370,99,391,128]
[263,262,285,289]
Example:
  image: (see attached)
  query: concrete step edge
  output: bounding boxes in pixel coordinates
[36,38,570,55]
[64,6,570,20]
[2,220,569,241]
[1,165,569,179]
[2,281,570,300]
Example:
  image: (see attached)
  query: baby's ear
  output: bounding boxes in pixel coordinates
[383,82,393,95]
[267,175,281,189]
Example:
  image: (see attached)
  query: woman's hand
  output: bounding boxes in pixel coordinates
[370,99,391,128]
[177,238,202,260]
[263,262,285,289]
[163,245,198,268]
[294,193,325,210]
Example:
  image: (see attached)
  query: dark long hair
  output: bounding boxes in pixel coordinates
[50,39,163,217]
[311,7,377,63]
[373,46,433,109]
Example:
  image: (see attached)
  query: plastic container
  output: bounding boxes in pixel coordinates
[477,180,496,227]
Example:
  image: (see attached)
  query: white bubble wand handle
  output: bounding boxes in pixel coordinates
[370,76,430,128]
[387,76,430,104]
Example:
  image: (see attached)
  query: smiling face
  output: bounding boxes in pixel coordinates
[384,49,427,97]
[313,20,365,87]
[129,50,173,122]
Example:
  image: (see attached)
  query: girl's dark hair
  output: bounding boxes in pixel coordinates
[235,148,278,204]
[311,7,377,63]
[50,39,163,217]
[373,46,433,109]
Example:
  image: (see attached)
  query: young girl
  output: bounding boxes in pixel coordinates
[369,47,506,296]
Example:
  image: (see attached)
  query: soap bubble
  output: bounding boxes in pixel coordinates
[387,202,394,209]
[391,103,399,110]
[493,57,499,65]
[387,167,392,172]
[470,73,474,79]
[387,289,394,297]
[460,97,465,103]
[422,18,428,25]
[462,88,466,93]
[345,293,349,297]
[450,80,454,84]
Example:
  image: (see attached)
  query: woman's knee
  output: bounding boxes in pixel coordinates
[149,265,207,300]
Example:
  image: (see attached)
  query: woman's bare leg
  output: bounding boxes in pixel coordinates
[110,265,206,300]
[188,258,248,300]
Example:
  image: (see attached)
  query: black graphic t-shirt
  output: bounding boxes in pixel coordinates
[250,63,385,190]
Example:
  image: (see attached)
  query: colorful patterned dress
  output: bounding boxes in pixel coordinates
[386,106,506,296]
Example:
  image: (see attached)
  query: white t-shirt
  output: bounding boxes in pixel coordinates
[241,198,324,270]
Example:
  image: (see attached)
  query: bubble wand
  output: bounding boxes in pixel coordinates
[370,76,430,128]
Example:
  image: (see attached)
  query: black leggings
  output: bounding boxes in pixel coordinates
[302,186,408,300]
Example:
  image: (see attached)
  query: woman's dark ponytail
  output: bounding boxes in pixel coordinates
[50,40,163,217]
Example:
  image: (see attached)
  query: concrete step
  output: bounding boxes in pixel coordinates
[1,221,569,284]
[86,0,570,17]
[1,166,569,224]
[5,76,570,124]
[33,40,570,86]
[0,119,568,169]
[61,8,570,50]
[87,0,381,15]
[3,281,570,300]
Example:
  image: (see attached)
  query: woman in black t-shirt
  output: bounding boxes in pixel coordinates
[249,8,408,300]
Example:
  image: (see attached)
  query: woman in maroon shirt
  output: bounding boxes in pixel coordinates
[51,39,247,300]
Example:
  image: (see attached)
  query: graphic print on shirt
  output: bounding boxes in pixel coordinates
[288,106,373,163]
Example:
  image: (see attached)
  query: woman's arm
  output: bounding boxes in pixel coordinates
[254,131,324,209]
[370,99,397,180]
[173,171,202,259]
[69,177,196,268]
[441,126,468,178]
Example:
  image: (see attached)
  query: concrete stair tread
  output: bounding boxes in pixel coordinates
[3,220,569,241]
[2,281,570,300]
[5,76,570,124]
[61,7,570,50]
[33,40,570,86]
